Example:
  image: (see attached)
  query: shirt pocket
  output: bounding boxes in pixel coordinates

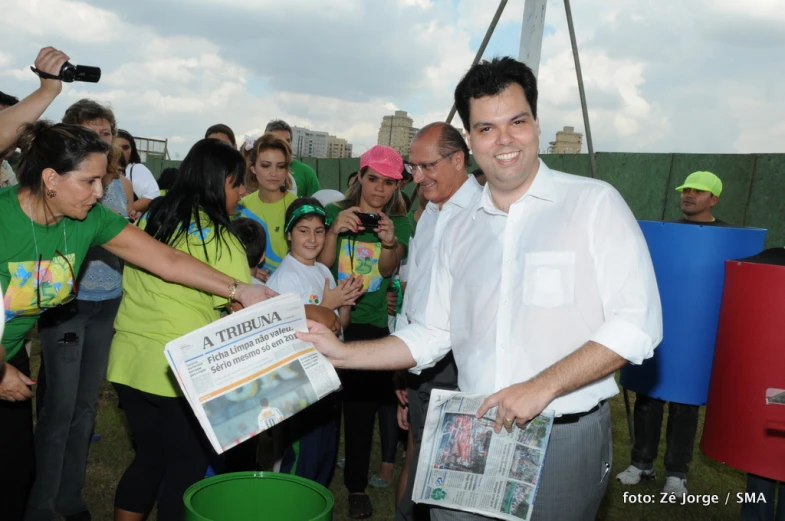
[523,251,576,308]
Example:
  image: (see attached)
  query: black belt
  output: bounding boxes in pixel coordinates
[553,400,606,425]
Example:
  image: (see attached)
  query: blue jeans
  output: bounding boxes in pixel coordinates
[25,297,121,521]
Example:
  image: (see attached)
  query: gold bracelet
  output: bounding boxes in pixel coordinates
[228,279,240,301]
[381,238,398,250]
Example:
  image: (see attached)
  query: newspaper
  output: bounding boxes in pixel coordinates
[413,390,554,521]
[164,292,341,454]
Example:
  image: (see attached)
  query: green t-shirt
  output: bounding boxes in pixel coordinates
[0,185,128,361]
[325,203,411,328]
[291,160,321,198]
[235,191,298,275]
[107,212,251,397]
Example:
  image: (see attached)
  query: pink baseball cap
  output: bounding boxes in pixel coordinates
[360,145,403,180]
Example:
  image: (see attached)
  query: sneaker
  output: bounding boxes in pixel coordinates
[616,465,655,485]
[663,476,688,498]
[368,473,391,488]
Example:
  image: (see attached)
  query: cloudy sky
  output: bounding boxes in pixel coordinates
[3,0,783,159]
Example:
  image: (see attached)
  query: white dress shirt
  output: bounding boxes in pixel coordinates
[395,176,483,333]
[393,159,663,415]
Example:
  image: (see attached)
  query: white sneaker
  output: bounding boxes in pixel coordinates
[663,476,688,498]
[616,465,655,485]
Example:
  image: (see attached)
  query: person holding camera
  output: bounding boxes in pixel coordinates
[0,123,275,521]
[318,145,410,519]
[0,48,71,153]
[235,133,299,283]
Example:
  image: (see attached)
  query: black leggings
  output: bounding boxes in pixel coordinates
[113,384,209,521]
[0,349,35,521]
[341,323,400,493]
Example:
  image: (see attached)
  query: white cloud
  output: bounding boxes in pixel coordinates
[6,0,123,44]
[0,0,782,158]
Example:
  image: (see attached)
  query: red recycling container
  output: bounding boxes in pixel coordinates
[701,256,785,480]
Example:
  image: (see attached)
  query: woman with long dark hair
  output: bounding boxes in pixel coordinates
[106,138,252,521]
[0,124,273,521]
[317,145,410,519]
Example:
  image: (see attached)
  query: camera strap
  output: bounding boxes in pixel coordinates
[29,67,60,80]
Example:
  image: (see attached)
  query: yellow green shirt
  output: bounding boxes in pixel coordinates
[235,191,298,275]
[107,212,251,397]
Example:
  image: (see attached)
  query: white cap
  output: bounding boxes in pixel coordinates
[312,189,345,207]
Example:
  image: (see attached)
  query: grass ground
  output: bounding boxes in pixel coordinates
[27,341,750,521]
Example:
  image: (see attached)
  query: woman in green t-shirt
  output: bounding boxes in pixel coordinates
[107,138,253,521]
[235,133,298,282]
[318,145,411,519]
[0,124,274,521]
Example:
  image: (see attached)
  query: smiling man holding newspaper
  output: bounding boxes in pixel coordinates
[299,57,663,521]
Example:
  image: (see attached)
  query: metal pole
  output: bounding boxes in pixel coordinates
[518,0,548,77]
[563,0,597,178]
[446,0,509,124]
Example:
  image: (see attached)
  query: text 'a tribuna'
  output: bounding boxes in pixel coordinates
[203,312,283,348]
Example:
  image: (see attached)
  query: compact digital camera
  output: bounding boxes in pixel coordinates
[355,212,382,230]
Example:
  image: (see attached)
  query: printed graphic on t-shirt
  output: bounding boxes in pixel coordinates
[235,205,284,274]
[187,222,211,241]
[4,254,76,319]
[308,293,321,304]
[337,240,382,292]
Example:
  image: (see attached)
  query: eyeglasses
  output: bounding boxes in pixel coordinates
[36,250,78,309]
[404,150,459,175]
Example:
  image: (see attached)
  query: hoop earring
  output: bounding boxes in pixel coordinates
[46,188,57,198]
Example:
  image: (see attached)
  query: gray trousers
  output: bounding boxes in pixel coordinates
[26,297,121,521]
[397,354,459,521]
[430,401,612,521]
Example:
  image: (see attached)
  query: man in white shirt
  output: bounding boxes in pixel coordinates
[394,122,482,521]
[300,57,662,520]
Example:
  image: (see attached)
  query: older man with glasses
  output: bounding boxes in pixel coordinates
[394,122,482,521]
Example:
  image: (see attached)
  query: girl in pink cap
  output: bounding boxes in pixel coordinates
[318,145,410,519]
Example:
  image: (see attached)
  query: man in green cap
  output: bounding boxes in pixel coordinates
[617,170,734,497]
[675,171,731,226]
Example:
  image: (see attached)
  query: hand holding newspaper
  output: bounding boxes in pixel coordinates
[164,292,341,454]
[413,390,554,521]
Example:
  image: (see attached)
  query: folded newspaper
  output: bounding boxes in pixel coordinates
[164,292,341,454]
[413,390,554,521]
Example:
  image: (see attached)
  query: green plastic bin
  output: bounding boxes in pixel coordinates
[183,472,334,521]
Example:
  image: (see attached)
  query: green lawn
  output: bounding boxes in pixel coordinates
[27,342,750,521]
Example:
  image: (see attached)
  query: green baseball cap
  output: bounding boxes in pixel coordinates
[676,171,723,196]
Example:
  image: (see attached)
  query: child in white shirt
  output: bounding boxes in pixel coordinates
[267,198,362,327]
[266,197,363,487]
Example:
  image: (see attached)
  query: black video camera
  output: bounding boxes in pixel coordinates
[31,61,101,83]
[355,212,382,231]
